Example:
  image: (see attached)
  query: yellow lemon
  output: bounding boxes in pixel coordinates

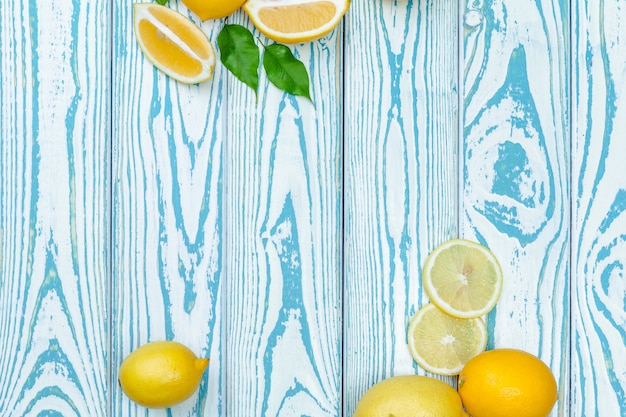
[133,3,216,84]
[182,0,247,20]
[353,375,466,417]
[244,0,350,44]
[407,303,487,376]
[118,340,209,408]
[458,348,558,417]
[423,238,503,319]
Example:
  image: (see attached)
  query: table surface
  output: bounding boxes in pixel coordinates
[1,0,625,416]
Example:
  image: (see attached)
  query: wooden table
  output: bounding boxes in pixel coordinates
[1,0,625,416]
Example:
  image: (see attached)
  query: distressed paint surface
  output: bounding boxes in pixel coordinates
[110,2,225,415]
[0,0,110,415]
[461,5,571,417]
[342,1,458,415]
[222,13,343,417]
[572,1,626,416]
[1,0,625,416]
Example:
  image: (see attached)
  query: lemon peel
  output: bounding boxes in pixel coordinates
[182,0,247,20]
[118,340,209,408]
[353,375,466,417]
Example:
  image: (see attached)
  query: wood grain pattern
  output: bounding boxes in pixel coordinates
[342,1,459,415]
[462,1,570,415]
[110,3,225,416]
[222,15,343,417]
[3,0,626,416]
[0,0,110,415]
[571,1,626,415]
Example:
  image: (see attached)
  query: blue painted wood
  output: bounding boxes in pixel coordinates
[343,1,459,415]
[572,1,626,416]
[222,14,343,416]
[109,2,226,415]
[1,0,626,416]
[462,2,570,416]
[0,0,110,414]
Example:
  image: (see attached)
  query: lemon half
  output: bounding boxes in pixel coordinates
[244,0,351,43]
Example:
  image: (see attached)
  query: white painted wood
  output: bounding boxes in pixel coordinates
[110,3,225,416]
[461,1,570,415]
[342,1,459,415]
[571,1,626,416]
[0,0,110,415]
[222,15,343,417]
[3,0,626,416]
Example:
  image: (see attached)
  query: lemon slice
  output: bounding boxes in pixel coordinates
[423,239,503,319]
[134,3,216,84]
[407,304,488,376]
[243,0,351,43]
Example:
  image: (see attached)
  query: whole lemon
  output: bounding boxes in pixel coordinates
[353,375,467,417]
[118,341,209,408]
[458,348,558,417]
[182,0,247,20]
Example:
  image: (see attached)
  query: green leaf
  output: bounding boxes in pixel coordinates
[155,0,168,5]
[217,24,260,95]
[262,43,312,101]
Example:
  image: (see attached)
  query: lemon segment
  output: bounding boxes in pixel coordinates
[118,340,209,408]
[182,0,247,20]
[407,304,487,376]
[133,3,216,84]
[244,0,350,43]
[423,238,503,319]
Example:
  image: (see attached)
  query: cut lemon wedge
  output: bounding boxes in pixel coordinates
[407,304,488,376]
[423,239,503,319]
[244,0,350,43]
[134,3,216,84]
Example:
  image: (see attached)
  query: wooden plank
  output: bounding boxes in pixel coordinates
[571,1,626,415]
[222,15,343,416]
[0,0,110,414]
[110,3,225,416]
[342,1,459,414]
[461,1,570,415]
[3,1,624,416]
